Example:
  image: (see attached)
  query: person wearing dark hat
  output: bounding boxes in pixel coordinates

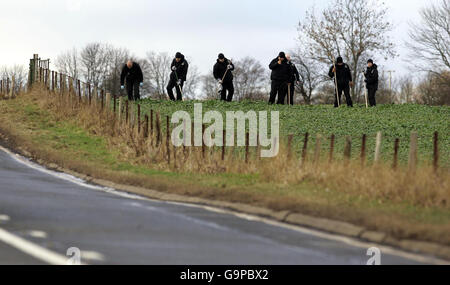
[213,53,235,102]
[328,56,353,107]
[167,52,189,101]
[120,60,144,101]
[364,59,379,107]
[268,52,291,105]
[286,54,300,105]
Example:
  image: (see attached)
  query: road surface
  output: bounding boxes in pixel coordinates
[0,146,442,265]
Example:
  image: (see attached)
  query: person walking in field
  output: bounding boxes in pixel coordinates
[364,59,379,107]
[120,60,144,101]
[286,54,300,105]
[167,52,189,101]
[328,56,353,107]
[213,53,235,102]
[268,52,291,105]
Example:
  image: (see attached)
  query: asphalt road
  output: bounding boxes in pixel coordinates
[0,147,440,265]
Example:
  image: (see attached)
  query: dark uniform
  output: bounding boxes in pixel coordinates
[328,57,353,107]
[167,52,189,101]
[213,54,235,102]
[287,60,300,105]
[269,52,291,105]
[364,60,379,107]
[120,62,143,101]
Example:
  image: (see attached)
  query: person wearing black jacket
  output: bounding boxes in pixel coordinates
[213,53,235,102]
[167,52,189,101]
[286,54,300,105]
[328,56,353,107]
[364,59,379,107]
[269,52,291,105]
[120,60,143,101]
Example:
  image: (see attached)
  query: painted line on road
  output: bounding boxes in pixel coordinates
[0,215,10,222]
[0,145,448,265]
[0,227,71,265]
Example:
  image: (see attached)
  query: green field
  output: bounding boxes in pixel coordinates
[132,99,450,166]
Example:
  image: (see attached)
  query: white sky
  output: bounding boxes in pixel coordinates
[0,0,437,78]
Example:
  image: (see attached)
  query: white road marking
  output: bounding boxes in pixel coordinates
[0,145,448,265]
[26,230,47,239]
[0,227,72,265]
[81,250,105,261]
[0,215,10,222]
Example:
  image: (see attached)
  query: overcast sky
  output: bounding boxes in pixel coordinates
[0,0,437,78]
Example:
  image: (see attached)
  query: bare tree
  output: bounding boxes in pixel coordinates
[233,57,267,101]
[55,48,79,79]
[297,0,396,101]
[1,65,27,93]
[416,71,450,105]
[406,0,450,73]
[182,64,200,100]
[103,46,131,96]
[396,76,415,104]
[201,72,219,100]
[290,48,325,104]
[79,42,110,87]
[145,51,172,99]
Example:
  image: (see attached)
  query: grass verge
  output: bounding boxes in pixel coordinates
[0,89,449,247]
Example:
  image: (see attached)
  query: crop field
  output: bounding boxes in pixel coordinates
[136,99,450,166]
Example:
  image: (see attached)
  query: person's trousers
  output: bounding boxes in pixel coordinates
[220,81,234,102]
[167,79,184,101]
[334,85,353,107]
[269,80,288,105]
[287,82,295,105]
[367,88,377,107]
[126,80,140,101]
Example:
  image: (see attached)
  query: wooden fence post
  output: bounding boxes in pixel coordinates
[137,104,141,134]
[202,124,206,159]
[118,97,123,123]
[144,114,149,139]
[393,138,399,170]
[77,80,81,103]
[156,112,161,147]
[301,132,309,164]
[166,115,171,165]
[245,132,250,164]
[361,134,367,166]
[408,132,418,173]
[374,132,382,163]
[10,76,15,98]
[222,129,226,161]
[105,93,111,112]
[433,131,439,173]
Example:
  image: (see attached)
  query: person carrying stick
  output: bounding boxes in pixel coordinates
[328,56,353,107]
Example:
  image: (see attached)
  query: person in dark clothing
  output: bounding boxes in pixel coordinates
[167,52,189,101]
[120,60,143,101]
[269,52,291,105]
[213,53,235,102]
[328,56,353,107]
[286,54,300,105]
[364,59,378,107]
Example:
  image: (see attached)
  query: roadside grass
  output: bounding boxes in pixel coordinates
[0,89,449,246]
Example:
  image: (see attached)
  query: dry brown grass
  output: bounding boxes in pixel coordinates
[1,84,449,245]
[23,84,450,210]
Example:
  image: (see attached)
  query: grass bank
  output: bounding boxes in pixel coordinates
[0,88,449,247]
